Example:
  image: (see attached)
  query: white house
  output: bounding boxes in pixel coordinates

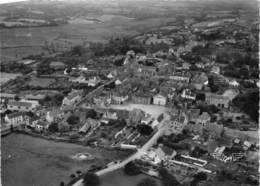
[229,80,240,87]
[153,94,167,106]
[5,112,24,126]
[181,89,196,100]
[107,73,114,79]
[111,94,129,105]
[87,76,100,87]
[115,79,122,86]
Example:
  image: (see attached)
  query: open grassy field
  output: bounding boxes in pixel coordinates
[1,134,130,186]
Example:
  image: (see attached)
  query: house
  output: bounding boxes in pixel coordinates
[138,66,157,77]
[191,73,208,90]
[176,62,191,70]
[126,50,135,58]
[243,141,252,150]
[229,80,240,87]
[165,113,188,134]
[46,109,64,123]
[211,74,228,86]
[79,118,100,134]
[222,89,239,102]
[170,73,190,83]
[102,110,118,121]
[4,112,24,126]
[7,100,39,112]
[87,76,101,87]
[69,75,88,84]
[115,79,122,86]
[141,114,153,125]
[181,89,196,100]
[35,121,48,132]
[0,93,16,103]
[186,109,200,122]
[196,112,211,126]
[205,93,230,108]
[153,94,167,106]
[195,63,205,69]
[25,114,40,128]
[107,73,114,79]
[131,94,152,105]
[93,94,111,107]
[111,93,129,105]
[62,89,83,106]
[211,65,220,74]
[49,61,66,70]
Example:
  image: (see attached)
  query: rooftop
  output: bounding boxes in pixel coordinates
[8,101,32,107]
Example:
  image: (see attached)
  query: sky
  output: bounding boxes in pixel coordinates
[0,0,27,4]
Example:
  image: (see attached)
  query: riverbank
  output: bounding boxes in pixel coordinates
[1,133,132,186]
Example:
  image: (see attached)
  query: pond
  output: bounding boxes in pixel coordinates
[1,134,128,186]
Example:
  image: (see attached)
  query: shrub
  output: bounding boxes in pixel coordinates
[83,172,100,186]
[137,178,157,186]
[124,161,141,176]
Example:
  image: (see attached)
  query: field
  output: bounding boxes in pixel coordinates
[0,13,179,62]
[0,14,140,61]
[27,77,56,88]
[0,72,21,86]
[1,134,130,186]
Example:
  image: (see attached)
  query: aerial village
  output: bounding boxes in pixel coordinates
[0,10,259,186]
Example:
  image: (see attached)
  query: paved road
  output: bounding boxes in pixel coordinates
[72,121,168,186]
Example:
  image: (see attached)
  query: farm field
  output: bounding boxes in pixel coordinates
[0,72,21,86]
[0,13,179,62]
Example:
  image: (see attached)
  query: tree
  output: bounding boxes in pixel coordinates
[70,174,76,179]
[124,161,141,176]
[86,109,97,119]
[196,93,205,101]
[193,172,207,181]
[159,168,181,186]
[60,181,65,186]
[137,178,157,186]
[233,91,259,122]
[14,95,20,101]
[48,123,59,133]
[83,172,100,186]
[137,124,153,136]
[76,170,82,175]
[67,115,79,125]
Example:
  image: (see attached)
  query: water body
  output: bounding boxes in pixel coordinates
[1,134,127,186]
